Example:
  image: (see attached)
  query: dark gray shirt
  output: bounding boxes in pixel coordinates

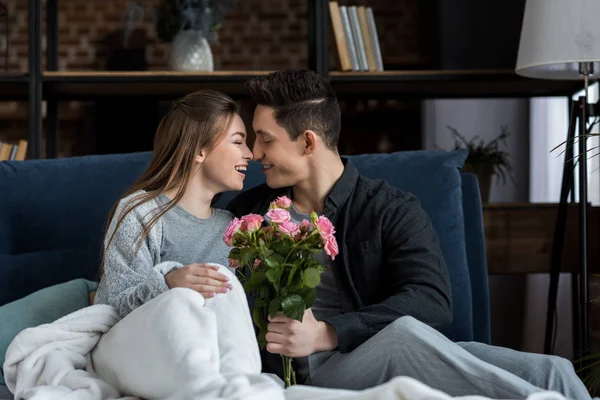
[284,204,351,383]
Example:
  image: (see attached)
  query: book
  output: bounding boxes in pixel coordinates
[339,5,360,71]
[348,6,369,71]
[9,144,18,160]
[328,1,352,71]
[15,140,28,161]
[0,143,14,161]
[366,7,384,71]
[357,6,378,72]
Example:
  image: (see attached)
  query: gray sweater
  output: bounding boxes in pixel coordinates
[94,191,234,317]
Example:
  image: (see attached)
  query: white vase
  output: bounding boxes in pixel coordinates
[167,30,214,72]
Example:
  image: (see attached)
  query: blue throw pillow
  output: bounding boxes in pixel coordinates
[0,278,97,384]
[345,149,472,341]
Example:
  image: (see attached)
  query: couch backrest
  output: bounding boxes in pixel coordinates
[0,149,490,343]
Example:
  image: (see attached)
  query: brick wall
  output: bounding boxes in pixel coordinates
[2,0,421,71]
[0,0,423,157]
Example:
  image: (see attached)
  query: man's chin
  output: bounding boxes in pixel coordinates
[265,176,290,189]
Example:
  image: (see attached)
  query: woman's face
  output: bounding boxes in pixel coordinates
[201,113,253,193]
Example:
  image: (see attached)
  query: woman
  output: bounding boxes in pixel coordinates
[94,89,252,317]
[92,90,262,389]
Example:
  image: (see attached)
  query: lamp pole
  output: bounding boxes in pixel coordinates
[577,62,592,363]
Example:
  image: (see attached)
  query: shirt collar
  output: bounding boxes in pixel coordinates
[323,157,358,215]
[267,158,358,217]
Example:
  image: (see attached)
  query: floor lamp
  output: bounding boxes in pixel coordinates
[515,0,600,366]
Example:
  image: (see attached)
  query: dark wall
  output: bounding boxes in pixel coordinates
[435,0,527,70]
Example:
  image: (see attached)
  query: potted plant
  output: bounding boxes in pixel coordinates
[124,0,234,71]
[447,125,515,203]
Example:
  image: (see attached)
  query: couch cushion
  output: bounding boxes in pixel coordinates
[0,278,97,384]
[1,149,472,341]
[0,152,152,306]
[348,149,471,341]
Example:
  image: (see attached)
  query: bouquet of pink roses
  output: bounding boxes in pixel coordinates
[223,195,338,387]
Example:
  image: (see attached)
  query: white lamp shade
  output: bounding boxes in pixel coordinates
[516,0,600,80]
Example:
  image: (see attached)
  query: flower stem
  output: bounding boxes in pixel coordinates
[281,355,296,388]
[283,229,318,265]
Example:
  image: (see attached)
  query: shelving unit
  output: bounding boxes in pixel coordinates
[3,0,584,159]
[42,71,273,99]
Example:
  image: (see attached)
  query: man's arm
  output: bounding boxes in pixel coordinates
[323,193,452,353]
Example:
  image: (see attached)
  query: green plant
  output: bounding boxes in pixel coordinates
[550,117,600,166]
[549,119,600,396]
[124,0,234,45]
[447,124,516,185]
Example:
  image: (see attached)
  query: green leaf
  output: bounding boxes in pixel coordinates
[228,247,241,258]
[265,253,284,268]
[252,306,266,329]
[259,238,266,248]
[241,248,255,267]
[296,287,317,308]
[302,268,321,288]
[266,268,283,284]
[250,271,266,286]
[281,294,305,321]
[254,298,267,307]
[268,298,281,318]
[257,328,267,350]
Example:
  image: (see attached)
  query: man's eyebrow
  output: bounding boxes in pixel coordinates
[255,129,272,136]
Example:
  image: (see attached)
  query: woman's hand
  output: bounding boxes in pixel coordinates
[165,264,233,298]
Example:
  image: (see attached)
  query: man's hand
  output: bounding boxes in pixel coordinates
[265,308,338,357]
[165,263,232,299]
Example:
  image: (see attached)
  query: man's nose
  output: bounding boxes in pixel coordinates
[252,142,263,160]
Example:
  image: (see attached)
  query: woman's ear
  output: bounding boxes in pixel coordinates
[195,149,206,164]
[303,130,318,154]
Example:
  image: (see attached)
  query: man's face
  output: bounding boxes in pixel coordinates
[252,105,308,188]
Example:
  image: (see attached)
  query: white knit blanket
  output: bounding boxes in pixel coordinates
[2,269,569,400]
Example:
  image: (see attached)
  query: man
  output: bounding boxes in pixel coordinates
[226,69,589,399]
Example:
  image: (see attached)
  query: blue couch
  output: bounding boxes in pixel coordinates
[0,150,490,346]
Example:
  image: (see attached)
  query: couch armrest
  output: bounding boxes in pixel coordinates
[461,172,491,344]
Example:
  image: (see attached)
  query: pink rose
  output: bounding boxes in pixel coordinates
[253,259,261,268]
[324,236,339,260]
[315,216,335,240]
[241,214,264,232]
[228,258,240,269]
[279,220,300,237]
[223,217,242,246]
[299,219,311,233]
[266,208,291,224]
[275,196,292,209]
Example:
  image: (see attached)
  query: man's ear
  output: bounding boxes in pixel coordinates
[303,130,318,154]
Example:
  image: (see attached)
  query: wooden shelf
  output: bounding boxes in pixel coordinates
[330,70,584,98]
[3,70,584,101]
[483,202,600,275]
[0,73,29,100]
[42,70,273,99]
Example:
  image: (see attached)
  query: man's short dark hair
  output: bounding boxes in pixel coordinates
[245,69,341,151]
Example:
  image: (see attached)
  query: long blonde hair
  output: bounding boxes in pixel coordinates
[98,89,239,279]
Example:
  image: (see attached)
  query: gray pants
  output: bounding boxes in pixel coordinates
[308,316,590,399]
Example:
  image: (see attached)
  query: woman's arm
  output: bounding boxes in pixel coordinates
[95,200,182,317]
